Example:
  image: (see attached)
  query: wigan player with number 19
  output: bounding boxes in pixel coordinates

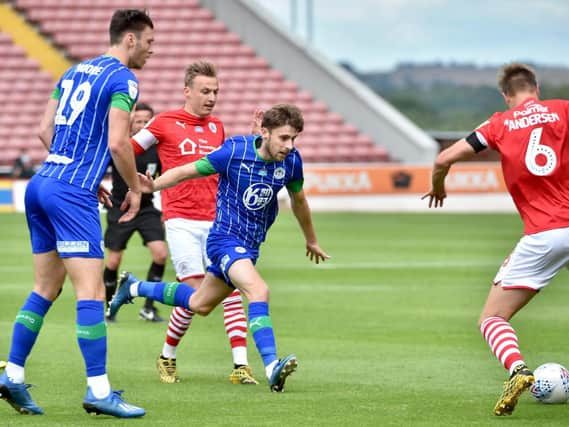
[0,10,153,418]
[423,63,569,416]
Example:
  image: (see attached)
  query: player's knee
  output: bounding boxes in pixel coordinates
[33,283,63,302]
[192,303,215,316]
[106,251,122,270]
[155,252,168,265]
[243,283,269,302]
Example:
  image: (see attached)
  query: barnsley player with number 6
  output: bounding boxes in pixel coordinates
[423,62,569,417]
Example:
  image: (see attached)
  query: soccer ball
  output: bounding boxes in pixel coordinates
[530,363,569,404]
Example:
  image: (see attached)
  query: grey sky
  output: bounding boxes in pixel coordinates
[253,0,569,72]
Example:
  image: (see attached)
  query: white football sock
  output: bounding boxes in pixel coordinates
[265,360,278,379]
[6,362,25,384]
[87,374,111,399]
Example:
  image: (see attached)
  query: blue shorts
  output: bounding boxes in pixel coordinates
[25,175,104,258]
[206,233,259,287]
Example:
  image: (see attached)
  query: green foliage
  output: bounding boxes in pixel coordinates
[540,84,569,100]
[373,82,569,131]
[1,212,569,426]
[382,84,504,130]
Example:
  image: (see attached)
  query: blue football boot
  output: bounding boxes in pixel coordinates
[0,370,44,415]
[82,387,145,418]
[268,354,298,392]
[107,271,138,318]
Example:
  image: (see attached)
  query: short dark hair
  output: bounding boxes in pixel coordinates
[184,60,218,87]
[135,102,154,116]
[498,63,538,96]
[109,9,154,45]
[262,104,304,133]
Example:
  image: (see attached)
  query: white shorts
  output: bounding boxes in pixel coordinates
[494,226,569,290]
[164,218,213,281]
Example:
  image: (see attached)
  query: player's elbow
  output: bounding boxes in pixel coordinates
[434,152,454,170]
[107,139,122,155]
[108,137,131,158]
[38,125,51,147]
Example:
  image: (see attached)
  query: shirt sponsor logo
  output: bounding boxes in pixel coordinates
[57,241,90,253]
[242,183,273,210]
[128,80,138,100]
[180,138,197,155]
[273,167,285,179]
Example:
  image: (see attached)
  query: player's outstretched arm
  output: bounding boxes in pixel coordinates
[422,138,476,208]
[288,188,330,264]
[153,161,202,191]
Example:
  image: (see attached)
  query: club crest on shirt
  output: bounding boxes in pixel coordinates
[242,183,273,211]
[273,167,286,179]
[128,80,138,99]
[208,122,217,133]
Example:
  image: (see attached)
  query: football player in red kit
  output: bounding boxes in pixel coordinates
[424,62,569,416]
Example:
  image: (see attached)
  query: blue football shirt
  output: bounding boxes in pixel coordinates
[37,55,138,192]
[203,134,304,249]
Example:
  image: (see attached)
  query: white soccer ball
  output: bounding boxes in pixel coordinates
[530,363,569,404]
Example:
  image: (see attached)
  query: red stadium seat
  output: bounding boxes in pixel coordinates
[3,0,394,167]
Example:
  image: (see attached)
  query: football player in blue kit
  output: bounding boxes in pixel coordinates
[109,104,330,392]
[0,9,153,418]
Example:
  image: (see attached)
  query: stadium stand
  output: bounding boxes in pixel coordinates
[1,0,393,169]
[0,31,54,167]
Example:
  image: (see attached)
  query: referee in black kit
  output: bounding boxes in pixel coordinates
[103,102,167,322]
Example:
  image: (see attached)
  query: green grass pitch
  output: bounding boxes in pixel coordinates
[1,211,569,426]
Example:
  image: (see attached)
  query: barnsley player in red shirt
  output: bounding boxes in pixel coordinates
[131,61,258,385]
[424,63,569,416]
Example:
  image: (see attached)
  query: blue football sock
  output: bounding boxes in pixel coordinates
[76,300,107,377]
[137,281,195,309]
[248,301,278,367]
[8,292,52,367]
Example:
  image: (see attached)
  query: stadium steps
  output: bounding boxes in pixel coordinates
[5,0,392,165]
[0,2,70,79]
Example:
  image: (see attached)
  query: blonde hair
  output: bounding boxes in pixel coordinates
[184,60,217,87]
